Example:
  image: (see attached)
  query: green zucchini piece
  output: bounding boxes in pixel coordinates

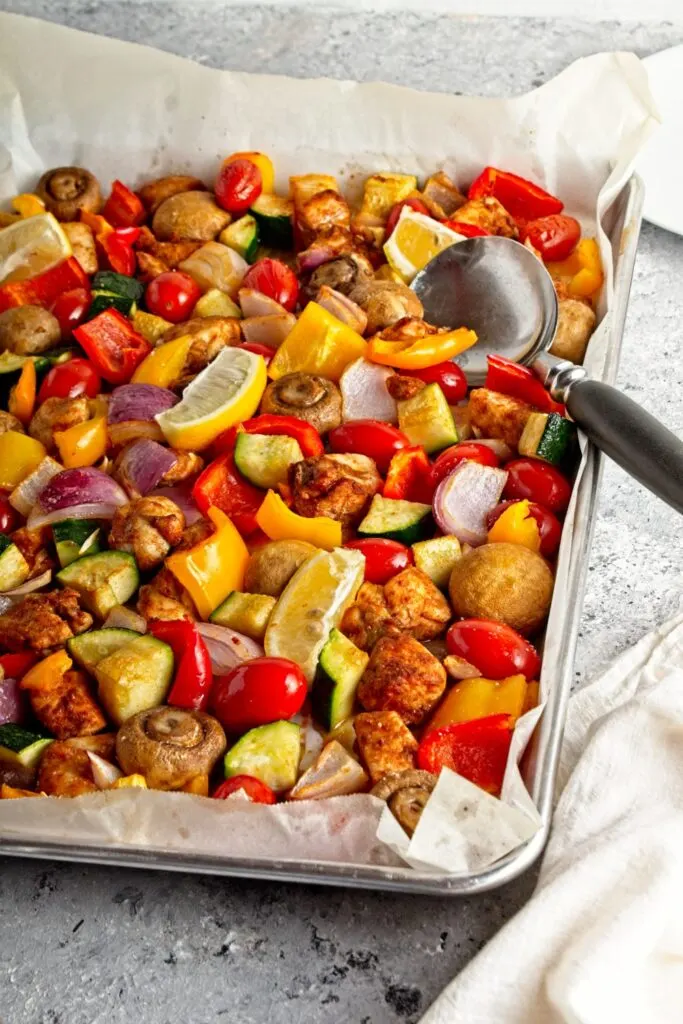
[312,628,369,731]
[94,634,174,726]
[233,432,304,490]
[85,271,144,320]
[0,534,30,591]
[210,591,276,642]
[250,194,294,248]
[52,519,102,569]
[220,215,260,263]
[412,535,462,589]
[397,382,458,454]
[0,725,52,771]
[224,720,301,793]
[67,627,142,674]
[56,551,140,620]
[0,352,27,376]
[518,412,576,465]
[358,494,433,545]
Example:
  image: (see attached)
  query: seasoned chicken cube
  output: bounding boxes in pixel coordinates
[0,409,24,435]
[298,189,351,244]
[162,316,242,387]
[386,374,426,402]
[354,710,418,784]
[108,496,185,572]
[357,634,447,725]
[288,453,381,530]
[37,740,99,797]
[550,298,596,364]
[135,224,203,268]
[159,450,204,486]
[22,667,106,740]
[0,589,93,653]
[421,171,467,220]
[451,196,518,238]
[136,251,169,283]
[28,396,90,451]
[341,566,451,652]
[468,388,534,447]
[137,175,207,215]
[62,222,98,275]
[137,566,196,622]
[11,525,54,578]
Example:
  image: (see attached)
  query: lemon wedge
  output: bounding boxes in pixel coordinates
[264,547,365,683]
[384,207,465,283]
[0,213,71,285]
[155,347,266,450]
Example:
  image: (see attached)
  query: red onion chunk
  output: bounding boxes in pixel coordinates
[28,503,122,530]
[37,468,128,515]
[117,440,178,497]
[0,679,27,725]
[433,462,508,546]
[149,486,203,525]
[196,622,263,674]
[108,384,178,425]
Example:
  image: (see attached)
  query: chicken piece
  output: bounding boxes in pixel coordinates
[296,226,356,274]
[136,251,169,283]
[175,519,214,551]
[305,253,373,300]
[349,283,424,335]
[357,634,446,725]
[354,710,418,784]
[37,741,98,797]
[373,316,444,344]
[22,667,106,740]
[109,496,185,572]
[452,196,518,238]
[0,589,92,653]
[137,566,196,622]
[28,395,90,451]
[137,175,207,215]
[0,409,24,434]
[62,222,98,275]
[386,374,426,401]
[341,566,451,652]
[421,171,467,220]
[162,316,242,387]
[550,298,596,364]
[288,453,381,530]
[135,225,203,270]
[11,525,54,578]
[159,450,204,486]
[298,189,351,246]
[468,388,534,448]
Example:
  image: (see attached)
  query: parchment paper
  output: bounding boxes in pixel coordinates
[0,13,658,875]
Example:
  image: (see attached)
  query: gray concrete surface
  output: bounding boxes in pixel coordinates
[1,4,682,1023]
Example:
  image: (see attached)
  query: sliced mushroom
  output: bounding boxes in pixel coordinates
[261,372,342,434]
[371,769,437,837]
[288,740,368,800]
[36,166,102,221]
[152,191,231,242]
[116,707,227,790]
[349,279,423,334]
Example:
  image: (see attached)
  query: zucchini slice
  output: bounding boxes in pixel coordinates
[57,551,140,620]
[52,519,101,569]
[0,534,30,591]
[86,270,145,320]
[250,194,294,248]
[518,412,576,465]
[0,725,52,771]
[209,591,276,642]
[220,215,260,263]
[397,382,458,454]
[224,720,301,793]
[95,634,174,726]
[312,628,369,731]
[412,535,462,589]
[233,432,303,490]
[357,494,433,545]
[67,627,142,674]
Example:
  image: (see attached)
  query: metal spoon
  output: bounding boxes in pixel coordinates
[412,237,683,514]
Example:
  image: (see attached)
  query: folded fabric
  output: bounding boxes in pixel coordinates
[419,610,683,1024]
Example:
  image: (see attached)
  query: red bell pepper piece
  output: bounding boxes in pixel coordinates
[0,652,38,679]
[150,620,213,712]
[214,414,324,458]
[73,308,151,385]
[485,355,565,415]
[0,257,89,314]
[383,446,434,503]
[192,452,263,535]
[417,714,514,796]
[102,180,145,228]
[468,167,563,221]
[80,210,140,275]
[442,220,490,238]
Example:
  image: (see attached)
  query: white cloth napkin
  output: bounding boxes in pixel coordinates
[419,610,683,1024]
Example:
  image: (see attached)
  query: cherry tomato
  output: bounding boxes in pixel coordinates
[521,214,580,262]
[215,157,262,214]
[442,220,490,238]
[402,361,467,404]
[241,258,299,312]
[234,342,273,363]
[344,538,414,585]
[486,499,562,558]
[213,775,277,804]
[447,619,541,681]
[37,358,102,404]
[0,494,17,534]
[385,197,431,239]
[145,271,201,323]
[328,420,410,474]
[503,458,572,514]
[431,442,500,488]
[51,288,91,340]
[211,656,307,733]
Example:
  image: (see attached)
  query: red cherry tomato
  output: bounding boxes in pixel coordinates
[402,361,467,404]
[51,288,91,340]
[503,458,572,514]
[234,342,273,363]
[486,499,562,559]
[0,494,17,534]
[37,358,102,404]
[431,442,500,488]
[447,619,541,681]
[211,657,307,733]
[145,271,201,323]
[521,215,581,262]
[241,258,299,312]
[328,420,410,474]
[344,538,414,585]
[215,157,262,214]
[213,775,277,804]
[442,220,490,238]
[385,197,431,239]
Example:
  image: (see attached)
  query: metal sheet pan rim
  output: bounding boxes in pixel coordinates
[0,176,645,896]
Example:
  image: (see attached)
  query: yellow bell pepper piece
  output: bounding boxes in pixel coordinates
[227,152,275,193]
[487,499,541,552]
[166,506,249,620]
[112,774,148,789]
[255,489,342,550]
[12,194,46,218]
[0,431,46,490]
[427,674,528,732]
[522,680,540,715]
[367,327,477,370]
[54,415,107,469]
[8,359,36,425]
[268,302,367,382]
[180,774,210,796]
[132,333,193,387]
[20,650,72,691]
[547,238,603,301]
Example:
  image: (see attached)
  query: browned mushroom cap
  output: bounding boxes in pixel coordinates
[36,167,102,221]
[371,769,437,837]
[261,372,342,434]
[349,279,423,334]
[152,191,230,242]
[116,707,227,790]
[305,253,373,301]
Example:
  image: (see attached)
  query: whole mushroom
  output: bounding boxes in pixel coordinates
[371,769,437,836]
[349,279,423,334]
[152,191,231,242]
[116,707,227,790]
[36,166,102,221]
[260,372,342,434]
[0,306,61,355]
[305,253,373,300]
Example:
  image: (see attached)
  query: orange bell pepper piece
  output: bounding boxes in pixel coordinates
[8,359,36,425]
[522,680,540,715]
[487,499,541,552]
[255,489,342,550]
[54,415,108,469]
[367,327,477,370]
[547,238,603,301]
[427,674,528,732]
